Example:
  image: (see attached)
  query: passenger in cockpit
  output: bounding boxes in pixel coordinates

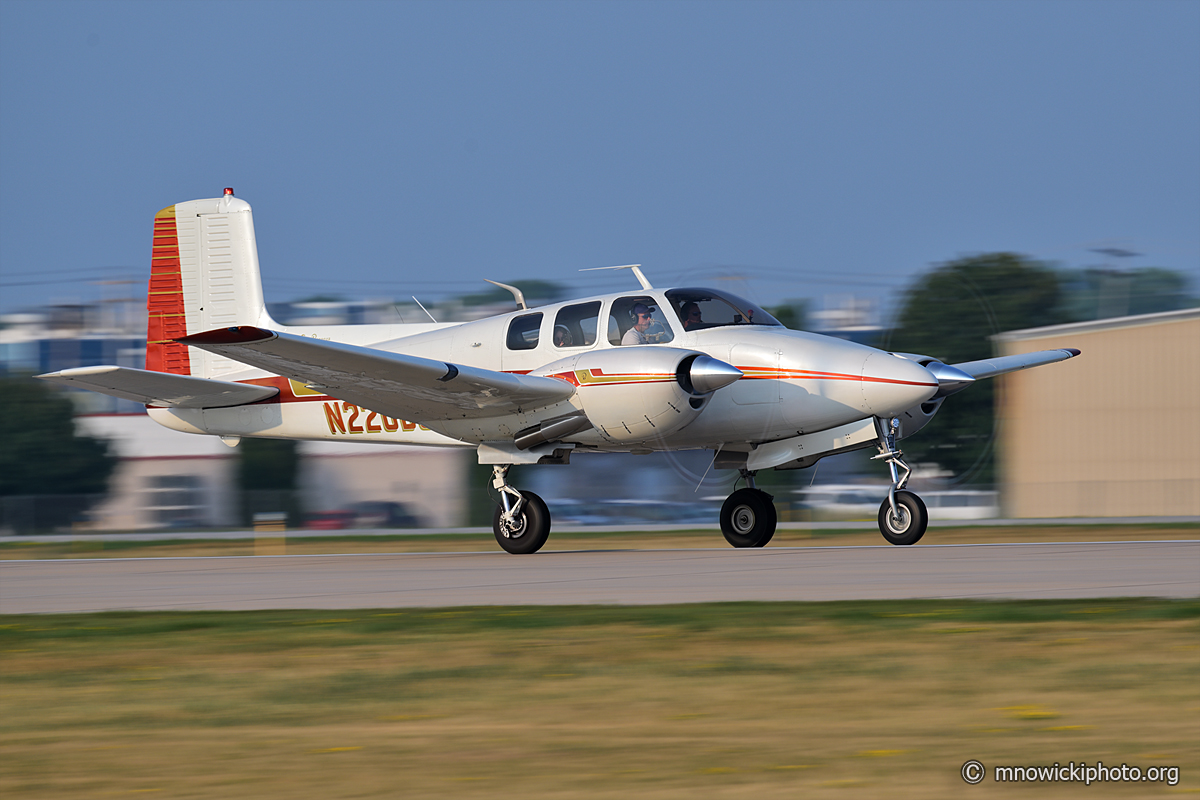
[681,302,704,331]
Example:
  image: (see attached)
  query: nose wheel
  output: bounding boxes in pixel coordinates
[872,417,929,545]
[720,471,777,548]
[877,489,928,545]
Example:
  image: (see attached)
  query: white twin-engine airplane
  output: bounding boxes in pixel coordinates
[40,190,1080,553]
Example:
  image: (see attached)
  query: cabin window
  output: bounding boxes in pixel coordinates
[552,302,601,348]
[608,296,674,346]
[665,288,783,332]
[506,313,543,350]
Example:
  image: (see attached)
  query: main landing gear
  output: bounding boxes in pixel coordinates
[720,470,776,548]
[872,417,928,546]
[491,465,551,555]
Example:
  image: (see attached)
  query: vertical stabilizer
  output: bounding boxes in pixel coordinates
[145,191,275,378]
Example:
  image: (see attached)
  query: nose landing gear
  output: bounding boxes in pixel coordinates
[490,465,551,554]
[872,417,928,545]
[719,470,777,548]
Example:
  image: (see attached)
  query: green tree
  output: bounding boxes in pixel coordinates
[237,438,299,491]
[1059,267,1198,321]
[766,299,809,330]
[237,438,301,525]
[0,377,117,496]
[459,280,566,307]
[886,254,1069,484]
[467,459,498,527]
[0,377,117,531]
[292,294,347,303]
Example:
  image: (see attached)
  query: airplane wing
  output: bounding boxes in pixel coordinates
[36,365,279,408]
[176,326,576,421]
[951,348,1081,380]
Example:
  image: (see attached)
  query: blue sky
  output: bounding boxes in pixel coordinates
[2,0,1197,319]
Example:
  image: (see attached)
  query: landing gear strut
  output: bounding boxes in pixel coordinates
[490,465,551,554]
[872,417,928,545]
[720,469,777,548]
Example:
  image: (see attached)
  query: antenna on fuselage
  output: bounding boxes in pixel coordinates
[484,279,528,310]
[412,296,438,323]
[580,264,653,290]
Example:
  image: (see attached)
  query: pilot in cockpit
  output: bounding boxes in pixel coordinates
[621,303,657,345]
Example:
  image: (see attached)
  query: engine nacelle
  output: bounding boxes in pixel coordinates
[889,353,952,439]
[534,347,741,445]
[894,395,945,440]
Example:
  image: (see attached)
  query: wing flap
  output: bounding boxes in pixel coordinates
[36,366,278,408]
[952,348,1081,380]
[177,326,576,421]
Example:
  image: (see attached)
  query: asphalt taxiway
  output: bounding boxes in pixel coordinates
[2,540,1196,613]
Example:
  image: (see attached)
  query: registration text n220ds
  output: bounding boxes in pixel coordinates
[322,402,424,435]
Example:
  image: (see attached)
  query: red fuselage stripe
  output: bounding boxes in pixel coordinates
[735,367,935,388]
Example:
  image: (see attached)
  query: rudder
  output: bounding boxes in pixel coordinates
[147,205,191,374]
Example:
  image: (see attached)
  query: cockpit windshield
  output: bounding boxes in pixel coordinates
[665,288,783,332]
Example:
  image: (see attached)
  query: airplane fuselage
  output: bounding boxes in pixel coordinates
[149,286,938,471]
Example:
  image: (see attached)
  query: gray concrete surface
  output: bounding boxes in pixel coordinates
[2,541,1196,613]
[2,516,1196,544]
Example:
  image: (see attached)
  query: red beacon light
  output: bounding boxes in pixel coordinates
[223,187,235,196]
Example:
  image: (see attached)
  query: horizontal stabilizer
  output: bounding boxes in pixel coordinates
[177,326,576,421]
[36,366,278,408]
[952,348,1081,380]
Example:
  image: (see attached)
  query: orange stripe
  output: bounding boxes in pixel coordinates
[145,205,190,375]
[734,366,935,388]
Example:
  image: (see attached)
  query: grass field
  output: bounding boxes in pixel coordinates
[1,522,1196,560]
[2,600,1197,799]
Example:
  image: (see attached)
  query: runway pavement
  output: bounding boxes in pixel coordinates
[3,516,1196,544]
[2,540,1197,613]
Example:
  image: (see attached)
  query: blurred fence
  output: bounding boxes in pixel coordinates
[1,491,307,535]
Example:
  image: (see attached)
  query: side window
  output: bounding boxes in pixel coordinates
[608,296,674,346]
[552,302,601,348]
[506,313,543,350]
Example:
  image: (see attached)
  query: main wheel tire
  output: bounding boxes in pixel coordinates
[877,490,928,546]
[493,490,551,554]
[720,488,777,548]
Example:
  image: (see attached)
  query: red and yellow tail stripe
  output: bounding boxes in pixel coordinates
[145,206,191,375]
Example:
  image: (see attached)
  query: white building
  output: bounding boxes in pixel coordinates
[77,413,468,530]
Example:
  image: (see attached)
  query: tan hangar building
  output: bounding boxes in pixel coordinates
[995,307,1200,518]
